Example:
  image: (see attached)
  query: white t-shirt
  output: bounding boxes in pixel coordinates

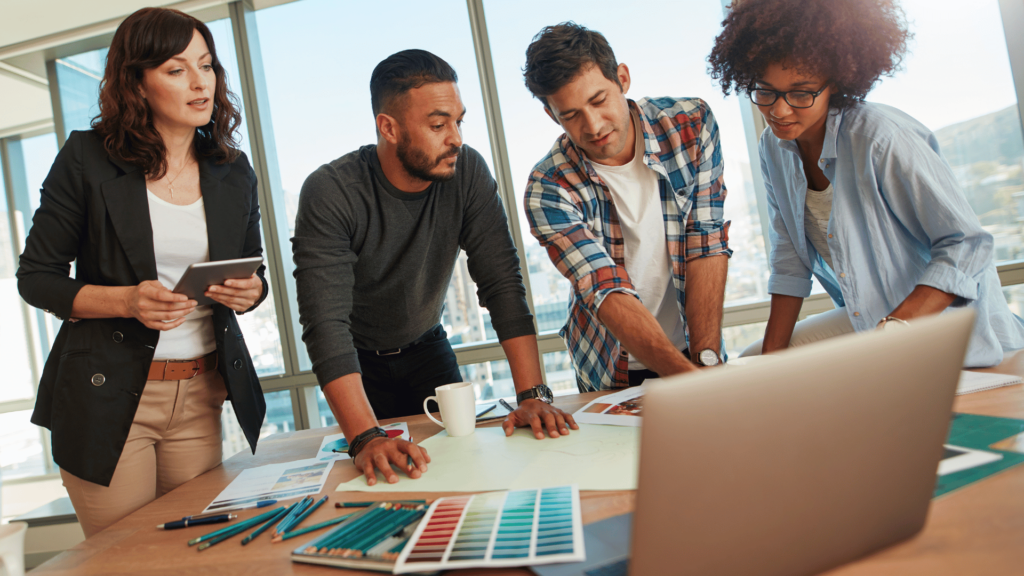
[590,114,687,370]
[147,190,216,360]
[804,184,835,272]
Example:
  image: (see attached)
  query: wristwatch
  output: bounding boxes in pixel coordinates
[347,426,388,458]
[877,316,910,331]
[516,384,554,405]
[696,348,720,367]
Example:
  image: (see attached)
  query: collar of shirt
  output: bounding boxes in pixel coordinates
[776,107,845,166]
[565,99,668,185]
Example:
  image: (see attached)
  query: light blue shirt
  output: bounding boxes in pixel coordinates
[760,101,1024,367]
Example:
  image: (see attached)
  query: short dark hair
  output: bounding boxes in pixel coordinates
[93,7,241,179]
[523,22,620,108]
[708,0,911,110]
[369,49,458,117]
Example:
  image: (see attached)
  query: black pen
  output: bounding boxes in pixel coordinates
[476,404,496,418]
[499,398,515,413]
[158,514,236,529]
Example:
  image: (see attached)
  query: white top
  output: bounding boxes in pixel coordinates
[591,113,687,369]
[804,183,835,272]
[147,190,216,360]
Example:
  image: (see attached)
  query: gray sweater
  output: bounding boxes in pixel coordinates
[292,145,536,387]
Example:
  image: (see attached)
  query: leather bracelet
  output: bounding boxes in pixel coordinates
[347,426,387,458]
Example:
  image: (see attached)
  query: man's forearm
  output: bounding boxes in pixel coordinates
[500,334,546,394]
[888,285,956,321]
[762,294,803,353]
[683,254,728,354]
[597,292,695,376]
[321,373,379,440]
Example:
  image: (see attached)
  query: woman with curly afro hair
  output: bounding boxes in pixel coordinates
[709,0,1024,366]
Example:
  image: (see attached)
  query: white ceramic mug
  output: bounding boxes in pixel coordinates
[423,382,477,437]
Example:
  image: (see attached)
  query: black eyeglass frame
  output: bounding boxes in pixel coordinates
[748,85,827,109]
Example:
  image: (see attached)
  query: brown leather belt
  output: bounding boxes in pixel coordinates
[149,351,218,381]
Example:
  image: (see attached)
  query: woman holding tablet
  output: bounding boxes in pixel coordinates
[17,7,268,536]
[708,0,1024,366]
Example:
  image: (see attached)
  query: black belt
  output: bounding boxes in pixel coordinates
[366,324,443,356]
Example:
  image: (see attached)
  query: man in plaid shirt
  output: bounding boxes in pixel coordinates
[523,23,732,391]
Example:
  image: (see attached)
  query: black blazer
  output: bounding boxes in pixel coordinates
[17,130,268,487]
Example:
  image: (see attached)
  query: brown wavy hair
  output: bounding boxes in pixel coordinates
[92,7,241,179]
[708,0,912,110]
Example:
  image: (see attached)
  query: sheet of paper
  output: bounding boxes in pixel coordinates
[336,424,639,493]
[203,458,335,513]
[393,485,585,573]
[316,422,410,461]
[957,371,1022,395]
[573,386,645,427]
[938,444,1003,476]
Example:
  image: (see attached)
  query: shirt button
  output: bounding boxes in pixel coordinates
[854,312,860,317]
[112,331,123,343]
[839,272,846,278]
[233,359,243,370]
[828,234,833,238]
[91,374,105,386]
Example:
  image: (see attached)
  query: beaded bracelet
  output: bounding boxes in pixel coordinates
[347,426,388,458]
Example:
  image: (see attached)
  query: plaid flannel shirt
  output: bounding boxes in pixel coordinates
[524,97,731,391]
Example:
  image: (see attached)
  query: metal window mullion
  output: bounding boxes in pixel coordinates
[465,0,549,382]
[999,0,1024,139]
[45,60,68,149]
[227,1,305,377]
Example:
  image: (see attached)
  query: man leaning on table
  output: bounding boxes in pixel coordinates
[523,23,732,390]
[292,49,579,486]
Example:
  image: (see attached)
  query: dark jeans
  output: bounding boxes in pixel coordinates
[356,324,463,420]
[627,349,691,387]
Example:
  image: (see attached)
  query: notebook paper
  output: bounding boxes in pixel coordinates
[957,371,1022,396]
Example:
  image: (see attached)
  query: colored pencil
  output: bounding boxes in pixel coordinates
[273,496,311,536]
[278,495,314,534]
[311,505,389,554]
[335,499,427,508]
[271,512,356,542]
[240,506,289,546]
[343,507,420,557]
[187,507,284,546]
[280,495,327,534]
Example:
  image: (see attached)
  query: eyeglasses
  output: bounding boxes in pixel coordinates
[749,86,826,109]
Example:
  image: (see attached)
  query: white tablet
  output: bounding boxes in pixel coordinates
[172,257,263,306]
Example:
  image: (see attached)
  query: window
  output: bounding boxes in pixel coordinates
[869,0,1024,263]
[255,0,500,369]
[484,0,771,316]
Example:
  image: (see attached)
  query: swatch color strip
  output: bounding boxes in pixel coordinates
[405,496,472,563]
[535,486,575,555]
[491,488,537,560]
[448,491,506,561]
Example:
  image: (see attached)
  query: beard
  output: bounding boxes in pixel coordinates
[396,131,460,183]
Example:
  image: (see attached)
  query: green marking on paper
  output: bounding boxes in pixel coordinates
[934,413,1024,498]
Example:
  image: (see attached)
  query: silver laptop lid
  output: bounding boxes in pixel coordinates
[631,309,975,576]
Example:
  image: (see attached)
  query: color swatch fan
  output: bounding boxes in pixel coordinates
[393,485,584,573]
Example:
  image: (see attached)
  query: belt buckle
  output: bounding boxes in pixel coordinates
[190,359,201,379]
[163,359,171,380]
[376,348,402,356]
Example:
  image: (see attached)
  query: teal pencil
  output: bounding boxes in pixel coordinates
[271,512,356,542]
[273,496,311,536]
[197,507,288,551]
[337,499,427,508]
[240,506,290,546]
[345,507,422,557]
[187,507,284,546]
[280,495,327,535]
[337,506,413,556]
[313,505,388,553]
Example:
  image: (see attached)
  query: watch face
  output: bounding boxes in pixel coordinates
[699,349,720,366]
[537,384,554,403]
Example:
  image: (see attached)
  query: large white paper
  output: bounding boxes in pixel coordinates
[336,424,639,493]
[203,458,335,513]
[316,422,410,462]
[572,386,645,427]
[938,444,1003,475]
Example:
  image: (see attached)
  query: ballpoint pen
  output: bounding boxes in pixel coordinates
[158,514,236,529]
[476,404,496,418]
[499,398,515,413]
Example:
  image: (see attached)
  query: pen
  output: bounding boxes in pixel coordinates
[476,404,496,418]
[158,514,236,529]
[256,499,278,508]
[499,398,515,413]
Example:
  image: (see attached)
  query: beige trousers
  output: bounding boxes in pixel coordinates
[61,369,228,538]
[740,306,856,357]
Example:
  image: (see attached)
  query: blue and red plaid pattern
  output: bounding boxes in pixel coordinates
[524,97,731,391]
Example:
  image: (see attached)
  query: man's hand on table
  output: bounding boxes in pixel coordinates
[354,437,430,486]
[503,399,580,439]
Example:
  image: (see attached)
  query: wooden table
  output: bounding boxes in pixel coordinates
[32,380,1024,575]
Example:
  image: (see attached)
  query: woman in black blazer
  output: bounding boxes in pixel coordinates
[17,7,267,537]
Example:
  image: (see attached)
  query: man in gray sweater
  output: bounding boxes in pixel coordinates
[292,50,577,486]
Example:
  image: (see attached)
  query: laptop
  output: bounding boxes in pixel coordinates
[535,308,975,576]
[630,308,975,575]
